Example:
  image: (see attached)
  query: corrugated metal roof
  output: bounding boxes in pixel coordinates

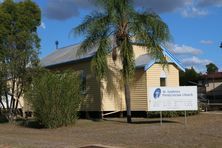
[135,54,154,68]
[41,44,154,68]
[161,45,185,72]
[40,44,97,67]
[40,43,184,72]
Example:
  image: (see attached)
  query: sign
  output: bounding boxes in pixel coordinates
[148,86,198,111]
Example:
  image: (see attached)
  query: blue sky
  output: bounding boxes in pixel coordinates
[34,0,222,73]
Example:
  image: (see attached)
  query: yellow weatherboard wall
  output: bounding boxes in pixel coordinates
[100,54,124,111]
[146,64,179,111]
[130,69,148,111]
[37,44,182,113]
[101,46,180,112]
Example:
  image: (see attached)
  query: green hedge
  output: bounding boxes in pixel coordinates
[26,70,83,128]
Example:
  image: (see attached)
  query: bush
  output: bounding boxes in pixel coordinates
[26,70,82,128]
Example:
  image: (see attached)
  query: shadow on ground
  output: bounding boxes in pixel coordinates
[18,119,45,129]
[0,115,8,123]
[103,118,180,124]
[0,115,45,129]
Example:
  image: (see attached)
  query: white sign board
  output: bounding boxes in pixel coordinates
[148,86,198,111]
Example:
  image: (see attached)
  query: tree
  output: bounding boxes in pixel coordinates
[179,67,200,86]
[206,63,218,74]
[26,70,82,128]
[74,0,170,123]
[0,0,41,121]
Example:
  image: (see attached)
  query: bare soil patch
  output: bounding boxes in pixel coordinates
[0,113,221,148]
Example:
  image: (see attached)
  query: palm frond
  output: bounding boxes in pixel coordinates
[130,11,170,43]
[73,12,111,56]
[91,37,110,79]
[74,12,109,35]
[74,0,170,83]
[129,11,170,65]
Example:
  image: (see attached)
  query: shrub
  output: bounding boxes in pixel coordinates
[26,70,82,128]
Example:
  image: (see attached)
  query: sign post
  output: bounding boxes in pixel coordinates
[148,86,198,125]
[160,111,162,126]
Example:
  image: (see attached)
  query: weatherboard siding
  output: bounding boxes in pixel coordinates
[101,46,150,112]
[133,46,148,59]
[146,63,179,110]
[146,64,179,87]
[129,45,149,111]
[129,46,150,111]
[132,59,180,111]
[49,61,101,111]
[100,54,125,111]
[41,45,181,112]
[166,64,180,86]
[130,69,148,111]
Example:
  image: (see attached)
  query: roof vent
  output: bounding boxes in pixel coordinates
[55,40,59,49]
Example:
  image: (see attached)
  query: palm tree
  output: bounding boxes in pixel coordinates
[74,0,170,123]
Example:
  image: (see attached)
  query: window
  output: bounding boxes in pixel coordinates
[80,71,86,94]
[160,70,167,86]
[160,78,166,86]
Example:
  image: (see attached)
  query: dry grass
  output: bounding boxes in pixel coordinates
[0,113,221,148]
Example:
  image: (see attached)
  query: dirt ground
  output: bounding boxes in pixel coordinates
[0,112,221,148]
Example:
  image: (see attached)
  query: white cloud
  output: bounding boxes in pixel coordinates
[182,4,208,17]
[181,0,222,18]
[185,66,206,73]
[182,56,211,66]
[40,22,46,29]
[200,40,214,45]
[45,0,192,20]
[42,0,222,20]
[166,43,212,72]
[134,0,191,13]
[181,56,212,72]
[41,0,222,20]
[167,43,203,55]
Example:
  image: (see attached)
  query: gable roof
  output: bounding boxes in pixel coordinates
[161,45,185,71]
[135,54,154,69]
[143,45,185,72]
[41,44,185,71]
[41,44,97,68]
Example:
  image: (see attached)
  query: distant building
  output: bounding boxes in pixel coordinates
[39,43,185,116]
[200,72,222,103]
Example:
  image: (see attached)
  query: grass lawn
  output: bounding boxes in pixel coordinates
[0,113,221,148]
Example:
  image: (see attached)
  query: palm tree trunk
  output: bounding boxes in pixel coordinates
[124,83,132,123]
